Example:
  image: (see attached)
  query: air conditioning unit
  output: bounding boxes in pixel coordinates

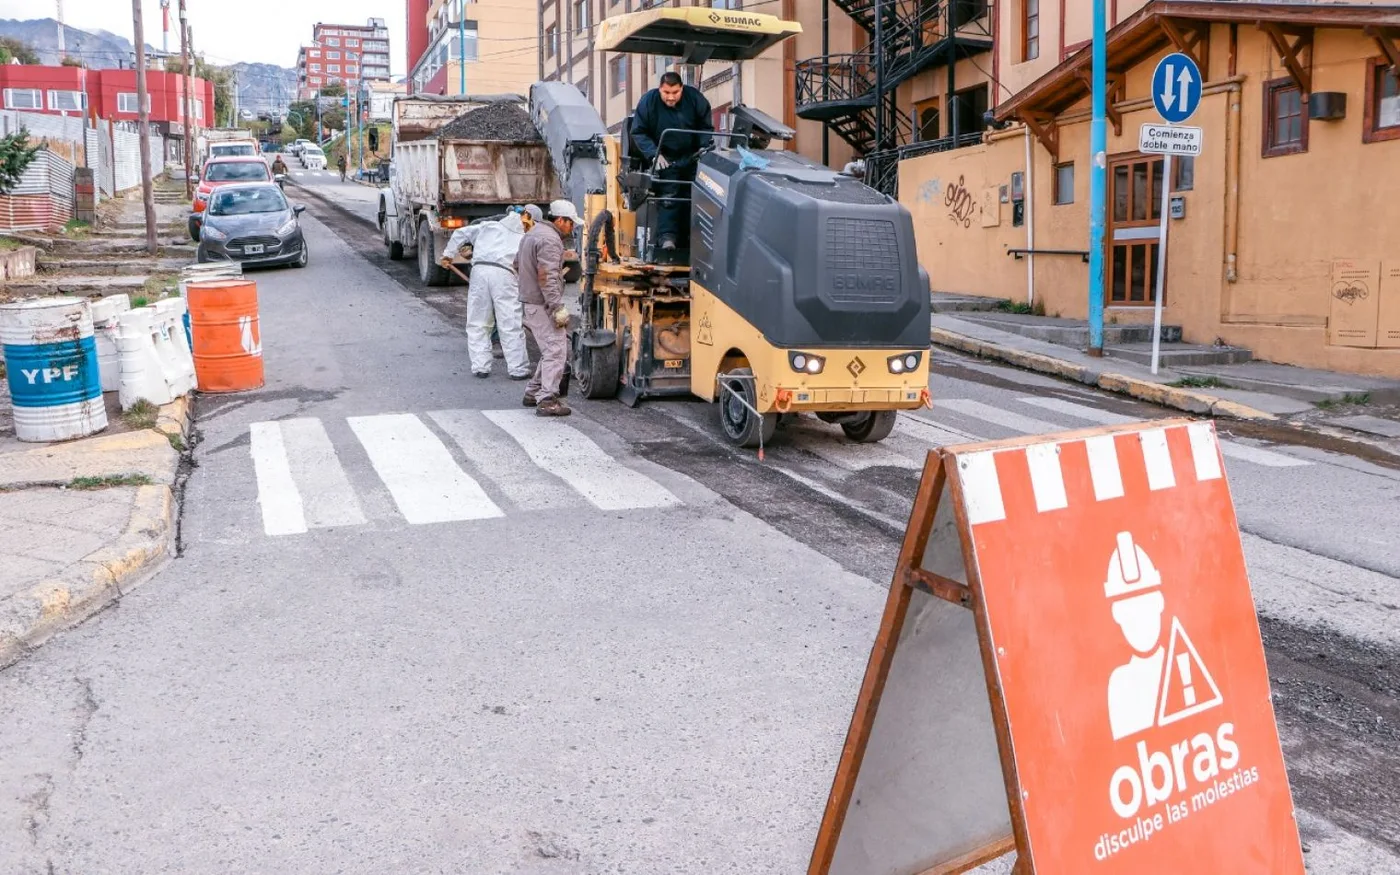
[1308,91,1346,121]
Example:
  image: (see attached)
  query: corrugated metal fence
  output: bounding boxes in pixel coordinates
[0,151,76,232]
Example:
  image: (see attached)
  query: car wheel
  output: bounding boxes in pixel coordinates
[292,241,308,269]
[187,217,200,242]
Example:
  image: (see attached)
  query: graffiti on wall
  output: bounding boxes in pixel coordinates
[945,174,979,228]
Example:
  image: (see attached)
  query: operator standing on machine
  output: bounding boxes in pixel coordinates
[630,71,713,252]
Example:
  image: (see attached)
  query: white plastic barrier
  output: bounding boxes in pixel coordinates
[154,298,195,397]
[90,295,132,392]
[116,307,175,409]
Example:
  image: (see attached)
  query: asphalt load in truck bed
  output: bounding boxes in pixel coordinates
[437,101,542,142]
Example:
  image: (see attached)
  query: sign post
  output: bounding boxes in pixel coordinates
[1143,53,1202,375]
[811,421,1306,874]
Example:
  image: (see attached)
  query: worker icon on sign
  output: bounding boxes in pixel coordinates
[1105,531,1223,740]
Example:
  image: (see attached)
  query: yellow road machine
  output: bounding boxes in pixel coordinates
[531,7,931,448]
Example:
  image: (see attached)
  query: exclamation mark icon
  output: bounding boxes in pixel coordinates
[1177,653,1196,706]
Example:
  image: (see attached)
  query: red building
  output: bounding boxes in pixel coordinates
[0,63,215,128]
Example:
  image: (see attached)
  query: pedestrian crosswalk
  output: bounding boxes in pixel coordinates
[248,409,683,537]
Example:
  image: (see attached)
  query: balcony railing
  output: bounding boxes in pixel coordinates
[795,53,877,117]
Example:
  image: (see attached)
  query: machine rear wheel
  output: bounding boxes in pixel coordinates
[841,410,898,443]
[417,221,450,286]
[718,367,777,449]
[575,338,621,399]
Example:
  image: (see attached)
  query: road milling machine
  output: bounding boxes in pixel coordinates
[530,7,931,448]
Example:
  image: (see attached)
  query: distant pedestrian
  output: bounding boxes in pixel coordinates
[440,212,531,380]
[337,153,347,182]
[514,199,578,417]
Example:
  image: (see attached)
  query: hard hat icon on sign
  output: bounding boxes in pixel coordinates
[1105,532,1222,740]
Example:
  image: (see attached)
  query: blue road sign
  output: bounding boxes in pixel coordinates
[1152,53,1202,124]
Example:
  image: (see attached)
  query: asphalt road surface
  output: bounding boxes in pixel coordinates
[0,189,1395,874]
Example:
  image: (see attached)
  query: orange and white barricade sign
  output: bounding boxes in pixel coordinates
[810,419,1304,875]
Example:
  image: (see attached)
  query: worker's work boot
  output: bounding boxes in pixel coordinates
[522,393,537,408]
[535,397,571,417]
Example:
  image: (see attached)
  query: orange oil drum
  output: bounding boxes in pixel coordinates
[186,278,264,393]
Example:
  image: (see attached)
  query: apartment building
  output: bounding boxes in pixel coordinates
[297,18,393,98]
[407,0,540,97]
[899,0,1400,377]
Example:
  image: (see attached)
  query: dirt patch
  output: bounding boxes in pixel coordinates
[438,101,541,142]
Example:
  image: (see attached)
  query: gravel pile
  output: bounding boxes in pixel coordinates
[437,102,541,142]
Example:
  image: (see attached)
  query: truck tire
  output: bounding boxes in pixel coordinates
[718,367,777,449]
[417,220,450,286]
[841,410,898,443]
[384,215,404,260]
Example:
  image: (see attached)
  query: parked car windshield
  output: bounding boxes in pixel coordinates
[213,144,255,156]
[206,162,269,182]
[209,187,288,216]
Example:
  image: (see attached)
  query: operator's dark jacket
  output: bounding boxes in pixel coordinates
[629,85,714,163]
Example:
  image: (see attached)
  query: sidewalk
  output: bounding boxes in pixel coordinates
[930,303,1400,441]
[1,186,195,668]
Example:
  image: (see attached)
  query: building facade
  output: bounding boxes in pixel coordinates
[0,64,215,129]
[297,18,393,98]
[900,1,1400,376]
[408,0,541,97]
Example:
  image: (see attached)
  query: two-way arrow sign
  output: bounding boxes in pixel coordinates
[1153,53,1201,123]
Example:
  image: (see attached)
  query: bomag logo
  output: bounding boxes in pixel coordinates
[833,274,897,292]
[708,12,764,27]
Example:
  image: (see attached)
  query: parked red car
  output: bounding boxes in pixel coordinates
[188,156,272,241]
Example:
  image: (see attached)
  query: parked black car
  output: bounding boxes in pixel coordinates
[196,183,308,269]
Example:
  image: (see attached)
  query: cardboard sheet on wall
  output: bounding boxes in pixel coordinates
[1328,258,1380,348]
[1378,261,1400,350]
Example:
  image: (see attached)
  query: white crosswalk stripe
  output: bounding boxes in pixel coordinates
[1016,396,1310,468]
[248,410,683,536]
[482,410,681,511]
[938,398,1059,435]
[348,413,504,525]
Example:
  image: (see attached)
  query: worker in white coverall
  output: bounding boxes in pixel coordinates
[440,212,532,380]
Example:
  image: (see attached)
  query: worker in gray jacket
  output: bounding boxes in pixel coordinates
[515,199,578,417]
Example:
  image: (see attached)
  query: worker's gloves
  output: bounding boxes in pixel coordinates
[552,307,571,328]
[439,256,454,268]
[653,153,669,171]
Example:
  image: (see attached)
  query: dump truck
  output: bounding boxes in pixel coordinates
[378,94,561,287]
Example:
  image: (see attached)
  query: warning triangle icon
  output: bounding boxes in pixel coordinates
[1157,617,1224,727]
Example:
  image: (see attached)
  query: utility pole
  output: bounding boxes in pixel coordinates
[161,0,171,53]
[1087,0,1108,355]
[179,0,193,198]
[56,0,65,57]
[133,0,158,255]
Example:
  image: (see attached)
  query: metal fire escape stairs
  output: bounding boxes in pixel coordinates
[795,0,993,193]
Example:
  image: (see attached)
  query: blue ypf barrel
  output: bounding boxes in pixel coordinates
[1,296,108,442]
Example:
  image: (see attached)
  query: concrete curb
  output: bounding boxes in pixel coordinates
[0,396,190,670]
[931,327,1278,422]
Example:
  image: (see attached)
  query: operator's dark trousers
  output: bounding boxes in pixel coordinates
[656,160,696,244]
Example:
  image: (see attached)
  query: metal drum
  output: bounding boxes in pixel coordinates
[1,296,108,442]
[187,278,264,393]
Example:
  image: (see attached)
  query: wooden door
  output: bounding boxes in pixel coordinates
[1107,154,1164,306]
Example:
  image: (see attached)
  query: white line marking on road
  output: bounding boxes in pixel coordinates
[482,410,681,511]
[1187,422,1224,481]
[1026,443,1068,512]
[784,420,922,471]
[348,413,503,524]
[428,409,581,511]
[278,418,366,528]
[897,411,984,447]
[769,465,909,530]
[1139,428,1176,490]
[249,421,307,536]
[1085,434,1125,501]
[1217,439,1311,468]
[959,451,1006,524]
[1018,396,1137,425]
[939,398,1059,435]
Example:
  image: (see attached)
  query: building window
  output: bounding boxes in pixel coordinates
[117,92,151,113]
[1053,162,1074,204]
[455,23,480,62]
[652,55,674,76]
[1263,78,1307,157]
[346,52,358,61]
[327,51,340,60]
[347,39,359,47]
[326,37,340,47]
[311,63,321,72]
[712,102,731,130]
[2,88,41,110]
[711,0,743,7]
[609,56,628,96]
[47,90,85,112]
[1364,57,1400,144]
[916,99,940,141]
[1174,156,1194,191]
[194,98,204,120]
[546,25,558,59]
[1023,0,1039,61]
[348,65,359,75]
[329,65,341,73]
[574,0,590,34]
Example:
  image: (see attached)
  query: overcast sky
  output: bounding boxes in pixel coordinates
[0,0,408,74]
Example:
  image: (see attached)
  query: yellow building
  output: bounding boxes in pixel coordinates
[900,1,1400,377]
[411,0,542,97]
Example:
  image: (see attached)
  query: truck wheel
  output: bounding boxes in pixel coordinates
[384,217,404,260]
[417,221,449,286]
[574,337,620,400]
[718,367,777,449]
[841,410,898,443]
